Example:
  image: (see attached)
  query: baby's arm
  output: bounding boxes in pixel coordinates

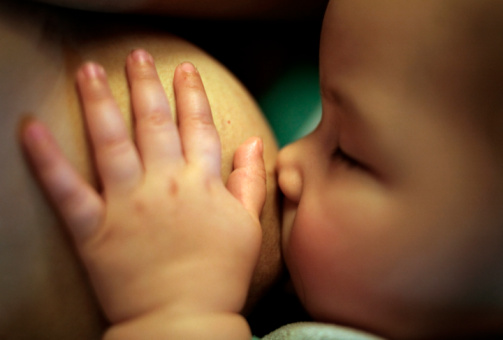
[21,49,266,339]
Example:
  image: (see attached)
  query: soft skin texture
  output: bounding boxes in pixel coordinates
[23,53,263,340]
[277,0,503,339]
[1,2,280,338]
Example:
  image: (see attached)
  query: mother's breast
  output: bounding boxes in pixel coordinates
[0,4,281,338]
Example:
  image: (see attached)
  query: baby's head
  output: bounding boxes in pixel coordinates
[277,0,503,338]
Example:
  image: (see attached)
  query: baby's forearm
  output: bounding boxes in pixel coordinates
[105,311,251,340]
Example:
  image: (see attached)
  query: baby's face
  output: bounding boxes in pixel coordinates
[277,0,503,337]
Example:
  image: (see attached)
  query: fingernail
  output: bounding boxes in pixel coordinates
[256,138,264,154]
[180,62,197,74]
[249,137,263,154]
[131,49,153,65]
[24,121,47,144]
[81,62,104,79]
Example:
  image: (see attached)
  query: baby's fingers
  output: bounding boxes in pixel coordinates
[126,50,182,171]
[22,121,104,242]
[226,137,266,219]
[174,62,221,176]
[77,63,142,193]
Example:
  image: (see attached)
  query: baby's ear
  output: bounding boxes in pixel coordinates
[226,137,266,218]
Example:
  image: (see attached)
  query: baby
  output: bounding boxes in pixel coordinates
[21,0,503,339]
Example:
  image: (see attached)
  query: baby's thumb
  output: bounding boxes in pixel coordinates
[226,137,267,219]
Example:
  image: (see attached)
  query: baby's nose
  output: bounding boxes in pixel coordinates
[277,143,303,203]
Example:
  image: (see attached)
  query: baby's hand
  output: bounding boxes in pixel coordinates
[22,49,265,339]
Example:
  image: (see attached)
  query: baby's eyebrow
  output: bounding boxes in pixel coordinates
[320,82,344,107]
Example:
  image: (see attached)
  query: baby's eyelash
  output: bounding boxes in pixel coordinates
[332,148,379,178]
[333,148,360,168]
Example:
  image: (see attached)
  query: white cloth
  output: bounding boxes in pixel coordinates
[261,322,386,340]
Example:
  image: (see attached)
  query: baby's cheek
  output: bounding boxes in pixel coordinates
[285,204,340,316]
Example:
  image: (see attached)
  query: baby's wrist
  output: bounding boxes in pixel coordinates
[104,309,251,340]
